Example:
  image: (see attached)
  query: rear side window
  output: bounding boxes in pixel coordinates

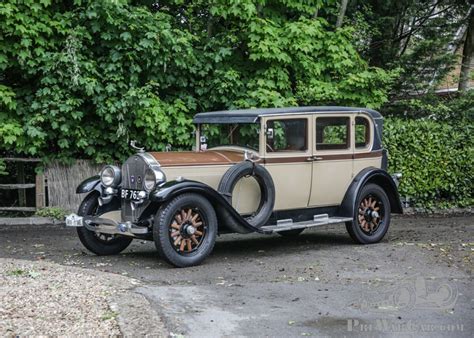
[266,119,307,152]
[316,117,350,150]
[355,117,371,149]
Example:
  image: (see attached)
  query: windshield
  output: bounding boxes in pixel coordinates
[201,123,260,151]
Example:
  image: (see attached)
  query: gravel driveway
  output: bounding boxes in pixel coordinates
[0,214,472,336]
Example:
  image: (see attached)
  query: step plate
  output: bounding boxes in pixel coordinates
[261,216,352,233]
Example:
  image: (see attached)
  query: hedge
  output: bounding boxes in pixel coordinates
[384,117,473,208]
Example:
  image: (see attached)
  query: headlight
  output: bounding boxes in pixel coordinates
[144,168,166,191]
[100,165,121,187]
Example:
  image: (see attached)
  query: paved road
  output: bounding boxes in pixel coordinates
[1,215,472,337]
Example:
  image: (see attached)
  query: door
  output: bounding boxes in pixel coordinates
[263,116,313,211]
[308,115,354,207]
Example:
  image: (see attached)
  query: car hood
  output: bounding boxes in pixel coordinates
[149,150,245,167]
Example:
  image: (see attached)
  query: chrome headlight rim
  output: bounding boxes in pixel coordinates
[144,167,166,192]
[100,165,121,188]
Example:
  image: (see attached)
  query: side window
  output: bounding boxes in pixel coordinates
[355,117,370,149]
[316,117,350,151]
[266,119,307,152]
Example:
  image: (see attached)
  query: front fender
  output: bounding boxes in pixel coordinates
[337,167,403,218]
[150,180,269,234]
[76,175,103,194]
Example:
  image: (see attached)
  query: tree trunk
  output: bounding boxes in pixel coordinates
[459,7,473,91]
[336,0,349,28]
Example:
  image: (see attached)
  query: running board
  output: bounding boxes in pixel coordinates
[261,214,352,233]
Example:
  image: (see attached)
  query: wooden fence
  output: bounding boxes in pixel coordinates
[0,158,45,212]
[45,160,102,212]
[1,158,101,213]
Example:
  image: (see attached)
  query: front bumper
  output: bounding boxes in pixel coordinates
[65,213,149,237]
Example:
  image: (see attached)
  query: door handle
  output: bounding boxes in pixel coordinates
[306,156,323,161]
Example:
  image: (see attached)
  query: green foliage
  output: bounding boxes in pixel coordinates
[0,159,7,176]
[35,206,68,220]
[0,0,394,164]
[383,91,474,121]
[384,117,473,208]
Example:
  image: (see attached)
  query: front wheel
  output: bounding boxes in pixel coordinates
[154,193,217,268]
[77,192,133,255]
[345,183,391,244]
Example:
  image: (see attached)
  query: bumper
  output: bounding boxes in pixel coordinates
[65,213,149,237]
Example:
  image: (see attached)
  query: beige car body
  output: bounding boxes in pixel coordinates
[154,111,381,215]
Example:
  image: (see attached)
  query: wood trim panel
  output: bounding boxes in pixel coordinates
[264,150,382,164]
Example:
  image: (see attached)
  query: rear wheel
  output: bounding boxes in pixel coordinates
[77,192,133,255]
[154,193,217,267]
[345,183,391,244]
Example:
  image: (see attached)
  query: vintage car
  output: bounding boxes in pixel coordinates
[66,106,403,267]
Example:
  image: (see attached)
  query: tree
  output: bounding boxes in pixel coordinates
[0,0,396,162]
[459,5,473,91]
[347,0,471,94]
[336,0,349,28]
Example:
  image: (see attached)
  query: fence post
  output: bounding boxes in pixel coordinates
[17,162,26,207]
[35,173,45,208]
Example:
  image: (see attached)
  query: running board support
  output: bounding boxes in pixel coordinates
[261,214,352,233]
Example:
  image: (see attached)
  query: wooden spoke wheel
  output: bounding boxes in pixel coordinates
[345,183,391,244]
[169,207,207,253]
[154,193,217,267]
[357,195,384,235]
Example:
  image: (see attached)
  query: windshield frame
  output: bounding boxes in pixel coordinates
[195,121,262,154]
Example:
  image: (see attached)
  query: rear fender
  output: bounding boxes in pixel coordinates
[150,180,268,234]
[337,167,403,218]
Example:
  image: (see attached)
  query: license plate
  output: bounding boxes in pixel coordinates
[121,189,143,200]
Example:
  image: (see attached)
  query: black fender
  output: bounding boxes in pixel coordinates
[150,180,269,234]
[76,175,103,194]
[337,167,403,218]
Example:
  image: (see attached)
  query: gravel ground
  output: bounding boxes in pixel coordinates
[0,258,164,336]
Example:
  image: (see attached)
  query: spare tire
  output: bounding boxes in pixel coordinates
[218,161,275,232]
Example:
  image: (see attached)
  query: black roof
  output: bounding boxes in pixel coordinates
[193,106,382,124]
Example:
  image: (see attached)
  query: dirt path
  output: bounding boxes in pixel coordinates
[0,215,472,336]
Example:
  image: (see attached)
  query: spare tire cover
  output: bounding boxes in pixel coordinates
[218,161,275,233]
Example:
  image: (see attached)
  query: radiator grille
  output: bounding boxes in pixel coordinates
[121,155,150,222]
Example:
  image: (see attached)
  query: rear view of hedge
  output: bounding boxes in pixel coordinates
[384,118,473,208]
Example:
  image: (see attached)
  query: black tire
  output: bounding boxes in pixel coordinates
[278,228,305,237]
[77,192,133,255]
[218,161,275,230]
[345,183,391,244]
[154,193,217,268]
